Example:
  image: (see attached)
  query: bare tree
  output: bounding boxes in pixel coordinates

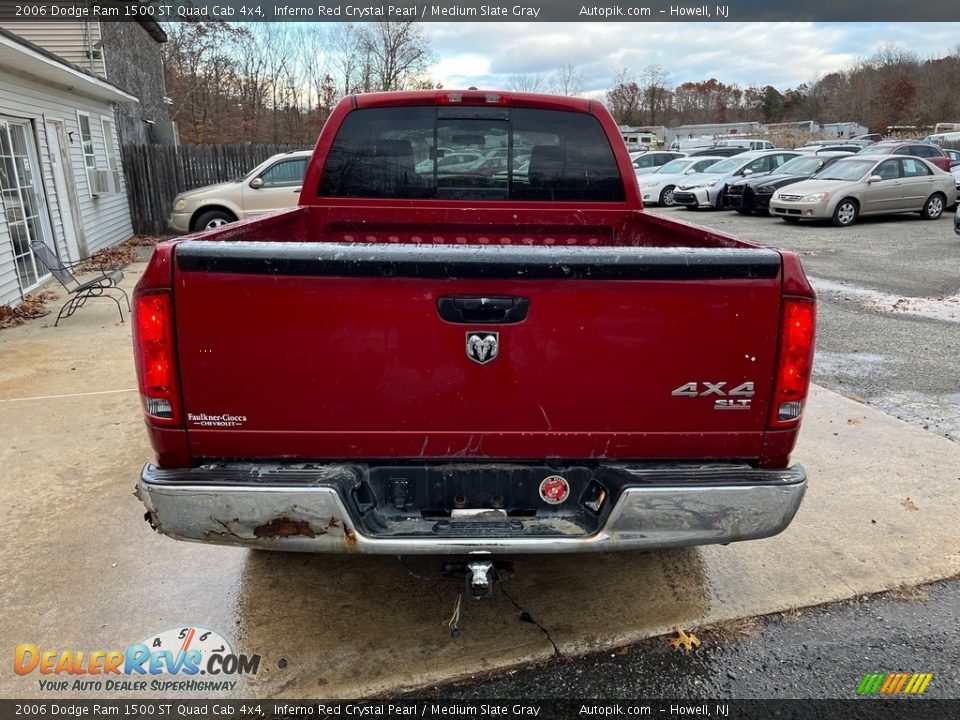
[605,67,641,125]
[550,63,585,96]
[639,64,670,125]
[163,21,248,143]
[357,22,435,92]
[869,42,919,70]
[163,20,440,144]
[507,73,546,92]
[326,24,364,95]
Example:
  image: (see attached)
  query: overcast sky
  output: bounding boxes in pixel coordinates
[421,22,960,93]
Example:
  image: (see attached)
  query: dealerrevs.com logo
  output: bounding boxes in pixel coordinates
[14,626,260,693]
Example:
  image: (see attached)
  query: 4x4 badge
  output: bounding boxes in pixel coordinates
[466,332,499,365]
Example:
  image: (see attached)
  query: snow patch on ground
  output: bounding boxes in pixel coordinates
[810,277,960,323]
[813,351,900,378]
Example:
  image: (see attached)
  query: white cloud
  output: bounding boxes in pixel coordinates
[421,22,960,92]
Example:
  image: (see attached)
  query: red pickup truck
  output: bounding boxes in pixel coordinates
[134,91,815,591]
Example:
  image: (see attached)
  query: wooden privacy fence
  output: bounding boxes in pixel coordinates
[121,143,310,235]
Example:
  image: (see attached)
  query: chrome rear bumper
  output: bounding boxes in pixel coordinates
[136,462,806,554]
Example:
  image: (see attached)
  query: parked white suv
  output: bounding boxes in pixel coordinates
[168,151,311,233]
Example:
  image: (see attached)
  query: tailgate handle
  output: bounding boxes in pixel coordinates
[437,296,530,324]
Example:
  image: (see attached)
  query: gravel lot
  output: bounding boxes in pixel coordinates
[648,206,960,443]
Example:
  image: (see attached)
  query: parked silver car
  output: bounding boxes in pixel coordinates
[672,150,801,209]
[638,156,727,206]
[769,155,957,227]
[632,151,685,176]
[168,151,310,233]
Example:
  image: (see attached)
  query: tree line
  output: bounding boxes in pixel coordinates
[164,21,437,144]
[163,25,960,145]
[606,44,960,131]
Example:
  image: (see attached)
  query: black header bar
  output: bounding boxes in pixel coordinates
[0,0,955,22]
[0,699,956,719]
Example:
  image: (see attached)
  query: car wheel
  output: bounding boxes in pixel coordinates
[193,209,236,232]
[832,199,858,227]
[920,193,945,220]
[659,185,676,207]
[714,189,725,209]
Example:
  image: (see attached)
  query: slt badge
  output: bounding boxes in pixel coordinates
[466,332,499,365]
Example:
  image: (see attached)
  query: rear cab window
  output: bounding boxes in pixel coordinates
[318,106,625,202]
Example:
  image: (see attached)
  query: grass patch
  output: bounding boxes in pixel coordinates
[698,616,764,641]
[888,585,929,603]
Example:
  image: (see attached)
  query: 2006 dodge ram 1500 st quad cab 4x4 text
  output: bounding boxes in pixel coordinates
[134,91,815,595]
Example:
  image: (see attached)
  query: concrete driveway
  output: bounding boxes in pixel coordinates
[2,262,959,699]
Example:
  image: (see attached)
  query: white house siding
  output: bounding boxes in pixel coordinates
[0,209,18,306]
[0,70,133,307]
[0,21,105,77]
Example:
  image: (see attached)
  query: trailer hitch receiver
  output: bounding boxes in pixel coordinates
[465,560,495,600]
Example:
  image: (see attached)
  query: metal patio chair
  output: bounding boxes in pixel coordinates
[29,240,130,326]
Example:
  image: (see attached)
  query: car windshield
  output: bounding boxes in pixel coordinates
[657,159,692,174]
[776,157,829,175]
[856,146,892,155]
[816,159,877,181]
[701,158,741,173]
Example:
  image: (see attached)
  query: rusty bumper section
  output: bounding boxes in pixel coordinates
[136,463,806,554]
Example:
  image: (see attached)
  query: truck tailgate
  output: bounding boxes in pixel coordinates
[173,241,783,461]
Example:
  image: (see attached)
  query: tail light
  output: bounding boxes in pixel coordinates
[133,290,181,426]
[769,298,816,427]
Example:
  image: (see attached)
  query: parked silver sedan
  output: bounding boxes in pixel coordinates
[672,150,800,209]
[638,156,727,206]
[769,155,957,227]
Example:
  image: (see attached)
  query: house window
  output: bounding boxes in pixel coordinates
[78,113,96,169]
[101,117,120,193]
[0,118,54,291]
[76,111,116,196]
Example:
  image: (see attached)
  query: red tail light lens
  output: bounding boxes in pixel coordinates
[770,299,815,427]
[133,290,181,426]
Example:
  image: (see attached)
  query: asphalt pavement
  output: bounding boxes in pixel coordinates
[421,579,960,699]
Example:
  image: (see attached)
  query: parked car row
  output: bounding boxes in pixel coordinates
[168,138,960,234]
[671,150,803,209]
[725,153,851,214]
[646,148,958,227]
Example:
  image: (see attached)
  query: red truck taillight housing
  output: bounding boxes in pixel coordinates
[133,290,182,426]
[770,299,816,428]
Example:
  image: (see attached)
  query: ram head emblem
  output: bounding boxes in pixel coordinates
[466,332,499,365]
